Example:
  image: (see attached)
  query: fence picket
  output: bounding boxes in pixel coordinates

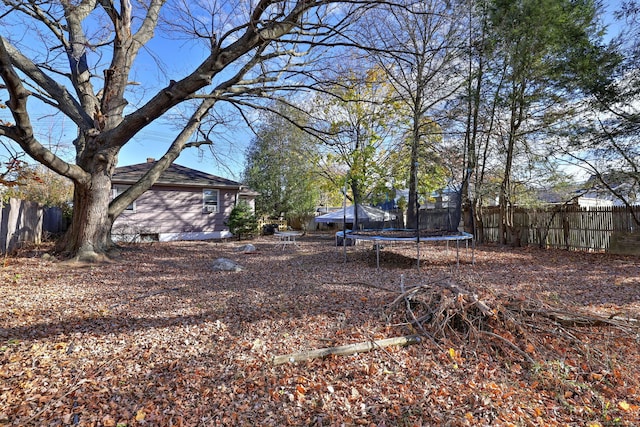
[478,205,640,253]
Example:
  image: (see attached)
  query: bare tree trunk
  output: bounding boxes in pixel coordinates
[407,122,421,230]
[474,201,485,243]
[58,174,116,261]
[2,0,364,261]
[52,143,122,261]
[498,183,509,245]
[351,181,361,230]
[273,335,422,365]
[499,76,524,246]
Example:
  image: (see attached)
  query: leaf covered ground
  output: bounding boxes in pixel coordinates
[1,233,639,426]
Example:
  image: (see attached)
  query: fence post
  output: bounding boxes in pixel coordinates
[0,199,5,253]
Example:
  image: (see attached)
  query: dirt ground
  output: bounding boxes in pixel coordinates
[1,232,639,426]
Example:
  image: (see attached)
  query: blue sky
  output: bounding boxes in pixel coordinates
[0,4,255,181]
[112,29,255,181]
[0,0,628,182]
[104,0,630,181]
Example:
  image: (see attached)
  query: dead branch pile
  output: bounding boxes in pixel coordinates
[384,275,639,366]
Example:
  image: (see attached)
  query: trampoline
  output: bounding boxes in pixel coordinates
[337,228,474,269]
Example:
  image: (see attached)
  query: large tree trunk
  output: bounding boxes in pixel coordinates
[56,161,118,261]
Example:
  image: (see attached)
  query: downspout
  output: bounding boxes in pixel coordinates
[235,186,242,207]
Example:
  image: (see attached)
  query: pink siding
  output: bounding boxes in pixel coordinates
[112,185,237,234]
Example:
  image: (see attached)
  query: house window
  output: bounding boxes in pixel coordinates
[113,185,135,212]
[203,189,219,213]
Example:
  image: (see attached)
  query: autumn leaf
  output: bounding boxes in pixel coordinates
[102,415,116,427]
[2,239,640,426]
[618,400,631,411]
[448,347,457,359]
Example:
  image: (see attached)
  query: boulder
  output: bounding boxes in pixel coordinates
[211,257,244,272]
[235,244,256,253]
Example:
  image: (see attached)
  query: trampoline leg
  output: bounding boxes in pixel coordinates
[343,237,347,263]
[376,242,380,270]
[456,240,460,267]
[472,239,476,265]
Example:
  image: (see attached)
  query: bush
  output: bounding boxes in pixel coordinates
[226,201,258,240]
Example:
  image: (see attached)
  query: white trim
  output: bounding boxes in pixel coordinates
[112,230,233,243]
[159,231,232,241]
[203,188,219,213]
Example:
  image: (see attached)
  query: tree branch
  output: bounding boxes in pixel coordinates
[0,37,92,128]
[272,335,422,365]
[0,37,89,184]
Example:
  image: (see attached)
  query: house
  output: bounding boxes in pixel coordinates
[111,159,257,242]
[581,173,639,207]
[535,188,613,208]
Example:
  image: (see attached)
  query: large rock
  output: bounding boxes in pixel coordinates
[235,244,256,253]
[211,258,244,272]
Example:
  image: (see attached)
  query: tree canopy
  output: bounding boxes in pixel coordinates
[243,105,319,223]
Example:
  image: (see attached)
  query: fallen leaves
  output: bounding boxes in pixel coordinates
[1,235,639,425]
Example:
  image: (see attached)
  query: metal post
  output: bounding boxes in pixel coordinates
[343,179,347,263]
[415,161,420,269]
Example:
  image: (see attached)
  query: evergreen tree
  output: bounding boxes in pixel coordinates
[243,106,319,224]
[226,201,258,240]
[483,0,609,244]
[555,1,640,222]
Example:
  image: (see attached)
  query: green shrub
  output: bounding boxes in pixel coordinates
[226,201,258,240]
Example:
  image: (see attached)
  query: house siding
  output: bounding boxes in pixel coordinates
[112,185,237,238]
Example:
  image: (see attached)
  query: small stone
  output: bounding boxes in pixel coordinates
[211,257,244,272]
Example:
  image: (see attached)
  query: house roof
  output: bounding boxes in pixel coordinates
[112,162,243,189]
[314,205,396,223]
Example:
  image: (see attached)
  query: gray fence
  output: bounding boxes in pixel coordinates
[43,206,66,234]
[419,208,460,230]
[479,205,640,254]
[1,198,65,254]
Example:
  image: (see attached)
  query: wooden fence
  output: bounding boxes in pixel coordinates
[1,198,65,254]
[257,218,288,232]
[479,205,640,253]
